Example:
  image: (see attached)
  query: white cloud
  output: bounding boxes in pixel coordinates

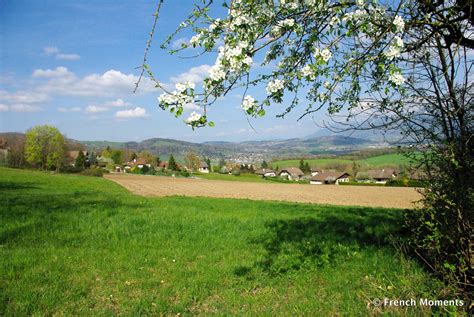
[9,104,43,112]
[170,64,211,85]
[115,107,147,118]
[32,66,73,78]
[43,46,60,55]
[85,105,108,113]
[0,104,9,112]
[33,67,155,96]
[103,98,131,107]
[56,53,81,61]
[0,90,49,103]
[43,46,80,61]
[57,106,82,112]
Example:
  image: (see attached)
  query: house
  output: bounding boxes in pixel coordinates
[278,167,304,181]
[66,150,89,166]
[255,168,276,177]
[198,161,210,173]
[97,156,114,168]
[124,158,152,171]
[310,168,321,177]
[366,169,397,184]
[159,161,168,169]
[310,171,350,185]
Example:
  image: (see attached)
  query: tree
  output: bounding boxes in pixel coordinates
[25,125,66,170]
[110,149,124,164]
[261,160,268,169]
[205,157,211,171]
[218,158,226,168]
[140,0,473,292]
[155,156,161,167]
[88,152,97,167]
[168,154,178,171]
[304,162,311,174]
[185,151,201,171]
[299,159,306,173]
[75,151,86,170]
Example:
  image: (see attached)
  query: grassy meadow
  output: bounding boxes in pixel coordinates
[0,168,456,315]
[272,153,415,170]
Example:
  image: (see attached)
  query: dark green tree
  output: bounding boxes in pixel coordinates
[261,160,268,169]
[168,154,178,171]
[304,162,311,174]
[299,159,305,173]
[205,158,211,171]
[75,151,86,170]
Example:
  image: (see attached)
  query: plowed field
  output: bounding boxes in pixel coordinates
[106,174,422,208]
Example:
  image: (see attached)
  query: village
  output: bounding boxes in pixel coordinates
[62,146,425,187]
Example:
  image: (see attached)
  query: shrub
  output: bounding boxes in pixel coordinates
[180,170,190,177]
[80,168,103,177]
[59,165,82,174]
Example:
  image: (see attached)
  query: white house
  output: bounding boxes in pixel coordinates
[278,167,304,181]
[255,168,276,177]
[198,161,210,173]
[310,171,350,185]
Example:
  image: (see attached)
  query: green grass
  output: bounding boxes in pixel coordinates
[359,153,416,168]
[272,153,414,170]
[0,168,456,315]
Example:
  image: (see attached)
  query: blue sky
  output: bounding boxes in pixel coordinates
[0,0,324,142]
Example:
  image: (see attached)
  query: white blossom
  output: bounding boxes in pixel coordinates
[185,111,202,124]
[189,34,201,46]
[329,16,340,27]
[389,72,405,86]
[323,81,331,89]
[266,79,285,95]
[385,36,404,59]
[393,16,405,33]
[315,47,332,63]
[301,65,314,78]
[356,0,364,7]
[208,65,225,81]
[175,81,195,93]
[241,95,257,110]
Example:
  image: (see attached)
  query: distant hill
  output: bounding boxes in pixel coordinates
[1,132,381,162]
[80,134,375,161]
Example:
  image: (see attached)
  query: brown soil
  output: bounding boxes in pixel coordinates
[105,174,423,209]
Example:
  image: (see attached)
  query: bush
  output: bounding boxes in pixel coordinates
[80,168,104,177]
[180,170,190,177]
[386,179,427,187]
[59,165,83,174]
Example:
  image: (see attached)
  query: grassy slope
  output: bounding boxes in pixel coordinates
[272,153,413,169]
[0,168,451,315]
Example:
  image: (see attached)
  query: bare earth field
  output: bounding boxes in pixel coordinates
[106,174,422,209]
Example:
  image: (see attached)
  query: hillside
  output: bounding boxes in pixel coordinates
[0,132,383,162]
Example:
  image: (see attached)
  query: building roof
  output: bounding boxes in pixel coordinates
[135,157,148,165]
[311,171,350,182]
[67,150,88,160]
[200,161,209,168]
[255,168,275,175]
[279,167,304,177]
[367,169,397,180]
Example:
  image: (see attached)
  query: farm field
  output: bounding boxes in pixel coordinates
[106,173,422,209]
[272,153,415,169]
[0,167,452,315]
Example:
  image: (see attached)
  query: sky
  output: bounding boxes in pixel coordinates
[0,0,327,142]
